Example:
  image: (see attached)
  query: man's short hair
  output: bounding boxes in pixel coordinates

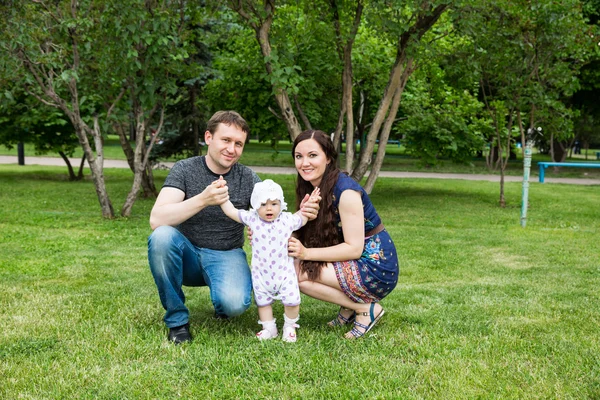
[206,111,250,137]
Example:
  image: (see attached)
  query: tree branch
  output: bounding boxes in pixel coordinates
[106,87,126,119]
[143,106,165,169]
[268,106,283,120]
[24,89,59,108]
[30,0,62,24]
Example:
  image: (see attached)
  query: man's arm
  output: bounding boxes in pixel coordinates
[149,180,229,230]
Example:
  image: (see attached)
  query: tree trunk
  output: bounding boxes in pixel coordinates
[58,150,79,181]
[145,163,157,194]
[114,122,136,170]
[121,104,146,217]
[330,0,362,170]
[351,53,406,181]
[74,121,114,218]
[552,139,568,162]
[364,59,413,193]
[60,105,114,218]
[499,113,513,208]
[114,121,156,198]
[77,154,85,180]
[231,0,303,141]
[351,3,448,182]
[257,34,302,140]
[294,95,312,131]
[121,102,164,216]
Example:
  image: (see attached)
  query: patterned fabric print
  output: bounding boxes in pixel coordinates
[363,235,383,262]
[239,209,303,307]
[333,259,381,303]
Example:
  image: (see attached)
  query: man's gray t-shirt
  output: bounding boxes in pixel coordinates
[163,156,261,250]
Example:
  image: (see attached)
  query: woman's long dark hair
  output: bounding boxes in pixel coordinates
[293,130,341,280]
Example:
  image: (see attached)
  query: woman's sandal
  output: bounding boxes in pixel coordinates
[328,307,356,327]
[345,303,385,339]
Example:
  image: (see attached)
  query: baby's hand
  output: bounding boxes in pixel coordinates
[300,187,321,221]
[309,187,321,202]
[213,175,227,188]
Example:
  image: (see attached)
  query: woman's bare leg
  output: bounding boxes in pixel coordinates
[296,261,383,337]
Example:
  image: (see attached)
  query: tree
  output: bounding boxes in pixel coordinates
[457,0,592,206]
[97,0,197,217]
[0,89,84,180]
[0,0,117,217]
[226,0,450,193]
[354,1,450,192]
[228,0,304,139]
[398,65,488,165]
[329,0,363,172]
[1,0,204,218]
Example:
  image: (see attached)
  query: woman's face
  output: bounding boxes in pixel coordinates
[294,138,330,187]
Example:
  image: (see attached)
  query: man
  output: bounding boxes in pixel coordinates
[148,111,317,344]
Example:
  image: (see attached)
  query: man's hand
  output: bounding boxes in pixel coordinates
[300,187,321,221]
[200,176,229,206]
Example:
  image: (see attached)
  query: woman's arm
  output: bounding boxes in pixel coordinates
[289,189,364,262]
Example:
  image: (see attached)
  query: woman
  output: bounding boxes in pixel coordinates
[288,130,399,339]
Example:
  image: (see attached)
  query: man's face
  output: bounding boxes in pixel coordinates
[205,123,247,174]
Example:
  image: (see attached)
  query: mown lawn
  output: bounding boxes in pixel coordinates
[0,165,599,399]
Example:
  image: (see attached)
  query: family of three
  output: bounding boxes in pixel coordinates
[148,110,399,344]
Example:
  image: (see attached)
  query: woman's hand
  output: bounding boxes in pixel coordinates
[288,237,308,260]
[246,227,253,244]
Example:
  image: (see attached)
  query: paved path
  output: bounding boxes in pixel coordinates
[1,155,598,185]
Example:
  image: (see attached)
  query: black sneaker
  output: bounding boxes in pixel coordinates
[214,312,229,320]
[168,323,192,344]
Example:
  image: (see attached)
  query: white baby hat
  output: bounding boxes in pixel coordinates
[250,179,288,211]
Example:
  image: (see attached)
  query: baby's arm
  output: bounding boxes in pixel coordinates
[221,199,242,223]
[297,187,321,227]
[216,175,242,223]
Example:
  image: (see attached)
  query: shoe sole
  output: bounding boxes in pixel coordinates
[364,308,385,335]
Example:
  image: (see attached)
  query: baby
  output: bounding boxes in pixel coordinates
[219,177,319,342]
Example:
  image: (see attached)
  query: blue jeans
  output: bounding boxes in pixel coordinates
[148,226,252,328]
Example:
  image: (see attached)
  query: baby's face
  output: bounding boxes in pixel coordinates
[257,199,282,222]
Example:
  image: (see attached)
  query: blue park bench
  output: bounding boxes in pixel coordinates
[356,139,401,147]
[538,162,600,183]
[375,139,401,147]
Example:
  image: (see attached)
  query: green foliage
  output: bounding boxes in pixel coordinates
[400,80,488,165]
[1,0,598,172]
[203,15,284,141]
[0,89,78,156]
[456,0,593,143]
[398,30,489,165]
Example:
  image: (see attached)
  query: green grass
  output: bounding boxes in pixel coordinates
[1,165,599,398]
[3,139,600,179]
